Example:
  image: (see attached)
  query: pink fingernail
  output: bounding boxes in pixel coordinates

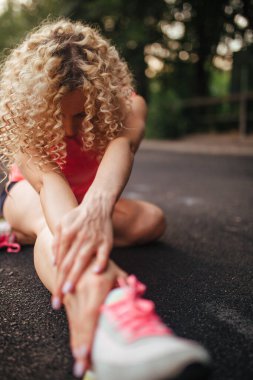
[62,281,73,294]
[73,360,86,377]
[92,265,101,273]
[51,296,61,310]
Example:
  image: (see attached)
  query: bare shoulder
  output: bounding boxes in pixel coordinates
[130,95,148,119]
[119,94,147,152]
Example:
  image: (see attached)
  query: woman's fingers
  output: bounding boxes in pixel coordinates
[56,227,74,267]
[53,213,80,268]
[63,239,112,296]
[55,234,111,299]
[72,301,98,377]
[50,210,114,313]
[116,271,129,287]
[59,230,85,275]
[51,236,78,309]
[64,259,129,377]
[61,244,95,296]
[52,243,95,308]
[71,273,114,376]
[92,241,111,274]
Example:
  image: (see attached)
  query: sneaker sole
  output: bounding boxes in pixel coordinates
[86,363,212,380]
[94,353,211,380]
[94,336,211,380]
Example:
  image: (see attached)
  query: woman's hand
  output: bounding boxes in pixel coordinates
[64,259,128,377]
[51,193,114,308]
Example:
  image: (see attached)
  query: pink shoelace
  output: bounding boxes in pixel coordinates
[0,232,21,253]
[101,275,172,342]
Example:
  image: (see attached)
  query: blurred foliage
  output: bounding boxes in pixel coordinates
[210,70,231,97]
[0,0,68,58]
[146,80,187,139]
[0,0,252,138]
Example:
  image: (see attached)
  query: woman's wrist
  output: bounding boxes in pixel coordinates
[80,188,117,217]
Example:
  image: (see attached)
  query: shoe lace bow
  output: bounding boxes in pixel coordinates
[102,275,171,342]
[0,233,21,253]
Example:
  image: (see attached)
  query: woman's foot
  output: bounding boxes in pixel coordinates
[91,276,211,380]
[59,260,127,378]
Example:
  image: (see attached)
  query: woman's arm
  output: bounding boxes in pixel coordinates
[15,152,78,233]
[52,95,147,299]
[83,95,147,214]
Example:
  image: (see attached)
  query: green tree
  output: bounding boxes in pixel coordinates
[150,0,253,97]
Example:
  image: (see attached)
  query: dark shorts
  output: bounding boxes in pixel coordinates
[0,181,18,215]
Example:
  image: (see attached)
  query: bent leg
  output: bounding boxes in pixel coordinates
[3,181,166,249]
[3,180,46,244]
[35,223,128,362]
[2,181,56,290]
[112,198,167,247]
[6,194,124,361]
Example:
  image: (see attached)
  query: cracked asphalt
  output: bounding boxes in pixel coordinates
[0,141,253,380]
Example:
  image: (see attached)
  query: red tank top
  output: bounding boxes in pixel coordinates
[9,136,99,204]
[10,91,138,202]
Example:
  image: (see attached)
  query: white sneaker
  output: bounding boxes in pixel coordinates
[91,275,211,380]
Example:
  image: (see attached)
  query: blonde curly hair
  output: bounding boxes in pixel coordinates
[0,18,134,172]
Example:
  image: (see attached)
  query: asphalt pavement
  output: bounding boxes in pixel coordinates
[0,135,253,380]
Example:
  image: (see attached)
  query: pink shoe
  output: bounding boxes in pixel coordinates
[0,232,21,253]
[91,275,211,380]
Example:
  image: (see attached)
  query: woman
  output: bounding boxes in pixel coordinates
[0,18,210,379]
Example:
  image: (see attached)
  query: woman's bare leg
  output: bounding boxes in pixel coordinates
[3,181,166,248]
[33,225,123,353]
[3,185,124,365]
[3,180,166,370]
[112,198,166,246]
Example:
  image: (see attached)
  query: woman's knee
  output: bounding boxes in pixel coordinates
[34,226,56,292]
[11,216,47,245]
[150,205,167,240]
[2,180,47,239]
[128,203,167,245]
[140,204,166,243]
[34,225,52,250]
